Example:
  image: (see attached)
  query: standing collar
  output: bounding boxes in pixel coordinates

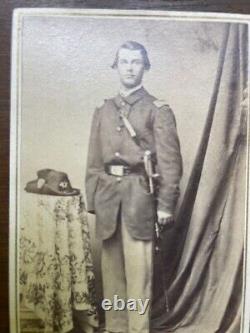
[113,86,148,107]
[119,84,143,98]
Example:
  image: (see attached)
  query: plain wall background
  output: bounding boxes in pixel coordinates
[19,14,227,300]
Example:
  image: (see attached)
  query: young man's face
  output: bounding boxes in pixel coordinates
[116,48,145,89]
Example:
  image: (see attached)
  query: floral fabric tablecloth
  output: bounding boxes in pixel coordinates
[19,193,98,333]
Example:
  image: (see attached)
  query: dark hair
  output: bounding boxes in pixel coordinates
[111,41,151,70]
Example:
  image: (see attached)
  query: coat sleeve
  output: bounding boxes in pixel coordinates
[85,107,104,214]
[153,104,183,215]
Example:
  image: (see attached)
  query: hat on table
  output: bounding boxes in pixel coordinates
[25,169,80,196]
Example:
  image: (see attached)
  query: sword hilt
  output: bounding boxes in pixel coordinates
[143,150,159,194]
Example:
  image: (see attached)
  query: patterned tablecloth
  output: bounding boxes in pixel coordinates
[19,193,98,333]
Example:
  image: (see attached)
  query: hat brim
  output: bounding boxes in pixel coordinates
[43,184,80,196]
[25,180,80,196]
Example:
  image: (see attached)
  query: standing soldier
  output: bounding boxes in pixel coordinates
[85,41,182,333]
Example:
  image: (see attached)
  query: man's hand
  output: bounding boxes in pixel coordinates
[157,210,174,227]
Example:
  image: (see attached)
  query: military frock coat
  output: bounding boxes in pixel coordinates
[85,87,182,240]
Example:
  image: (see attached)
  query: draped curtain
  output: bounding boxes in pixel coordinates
[152,23,248,333]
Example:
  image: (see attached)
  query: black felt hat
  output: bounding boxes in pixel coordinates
[25,169,80,196]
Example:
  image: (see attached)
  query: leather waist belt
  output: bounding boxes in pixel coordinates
[105,164,145,177]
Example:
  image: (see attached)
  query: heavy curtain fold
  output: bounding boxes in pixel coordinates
[152,23,248,333]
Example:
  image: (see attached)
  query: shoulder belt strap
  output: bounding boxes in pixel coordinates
[120,114,137,138]
[119,113,146,149]
[111,98,144,148]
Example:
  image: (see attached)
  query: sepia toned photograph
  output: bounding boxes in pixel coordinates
[9,9,250,333]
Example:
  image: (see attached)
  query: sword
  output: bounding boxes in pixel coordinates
[143,150,158,194]
[143,150,170,312]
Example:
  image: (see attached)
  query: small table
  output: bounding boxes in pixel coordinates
[19,193,98,333]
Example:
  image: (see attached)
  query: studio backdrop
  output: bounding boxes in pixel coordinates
[152,23,248,333]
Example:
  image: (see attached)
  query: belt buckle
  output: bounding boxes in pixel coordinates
[110,165,124,177]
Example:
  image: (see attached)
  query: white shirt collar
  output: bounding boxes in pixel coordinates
[119,84,143,98]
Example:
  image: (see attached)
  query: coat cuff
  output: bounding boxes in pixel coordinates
[157,198,175,216]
